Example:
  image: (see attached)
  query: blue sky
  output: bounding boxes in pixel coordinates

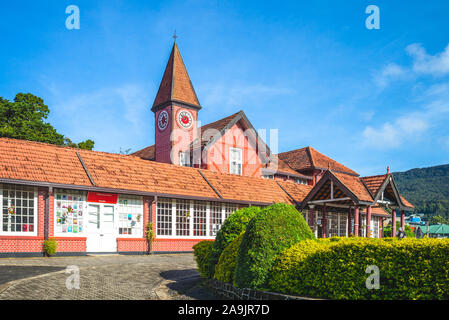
[1,0,449,176]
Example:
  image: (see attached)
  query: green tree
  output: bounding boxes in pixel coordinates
[0,93,94,150]
[431,215,449,225]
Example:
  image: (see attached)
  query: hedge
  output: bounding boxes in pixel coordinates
[214,233,244,284]
[206,206,261,278]
[268,237,449,299]
[192,240,214,278]
[234,203,315,289]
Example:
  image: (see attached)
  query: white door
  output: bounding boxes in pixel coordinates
[86,204,117,252]
[100,205,116,252]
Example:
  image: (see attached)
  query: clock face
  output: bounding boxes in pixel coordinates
[157,110,169,131]
[177,110,193,129]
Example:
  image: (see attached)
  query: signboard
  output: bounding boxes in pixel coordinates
[87,192,118,204]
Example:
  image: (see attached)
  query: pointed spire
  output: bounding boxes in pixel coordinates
[152,40,201,112]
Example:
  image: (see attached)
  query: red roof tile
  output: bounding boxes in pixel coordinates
[332,171,373,202]
[278,147,359,176]
[152,42,200,110]
[360,174,387,196]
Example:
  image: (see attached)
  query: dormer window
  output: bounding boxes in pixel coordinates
[229,147,242,175]
[179,151,190,167]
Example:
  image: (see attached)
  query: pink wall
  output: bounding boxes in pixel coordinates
[205,121,263,178]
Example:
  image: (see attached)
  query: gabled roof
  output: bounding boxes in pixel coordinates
[278,146,359,176]
[361,173,415,210]
[152,41,201,111]
[301,170,373,208]
[0,137,312,206]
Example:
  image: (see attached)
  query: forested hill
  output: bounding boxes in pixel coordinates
[393,164,449,219]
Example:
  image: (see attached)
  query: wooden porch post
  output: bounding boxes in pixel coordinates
[400,210,405,230]
[354,206,359,237]
[392,208,397,237]
[322,204,327,238]
[309,205,315,229]
[348,207,352,237]
[366,206,372,238]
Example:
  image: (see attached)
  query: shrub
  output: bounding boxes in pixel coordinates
[43,238,58,256]
[193,240,214,278]
[214,233,244,284]
[234,203,315,289]
[268,237,449,299]
[206,206,261,278]
[384,222,415,238]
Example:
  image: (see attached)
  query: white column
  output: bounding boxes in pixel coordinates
[171,199,176,237]
[221,203,225,224]
[206,202,211,237]
[189,200,194,237]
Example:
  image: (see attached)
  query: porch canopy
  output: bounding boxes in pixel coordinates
[300,169,414,237]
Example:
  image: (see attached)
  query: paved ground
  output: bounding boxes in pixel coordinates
[0,254,218,300]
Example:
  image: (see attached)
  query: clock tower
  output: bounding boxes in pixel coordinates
[152,41,201,165]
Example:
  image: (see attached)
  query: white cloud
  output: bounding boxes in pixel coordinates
[362,115,429,149]
[406,43,449,76]
[374,63,408,88]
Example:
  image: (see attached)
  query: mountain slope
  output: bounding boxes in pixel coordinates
[393,164,449,219]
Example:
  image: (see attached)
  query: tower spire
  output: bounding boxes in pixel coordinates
[152,41,201,112]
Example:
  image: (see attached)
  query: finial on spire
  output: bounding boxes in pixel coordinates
[173,30,178,42]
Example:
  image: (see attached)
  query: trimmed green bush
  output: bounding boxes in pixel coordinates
[214,233,244,284]
[206,206,261,278]
[234,203,315,289]
[192,240,214,278]
[268,237,449,299]
[43,238,58,256]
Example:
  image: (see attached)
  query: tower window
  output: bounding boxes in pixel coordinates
[179,152,190,167]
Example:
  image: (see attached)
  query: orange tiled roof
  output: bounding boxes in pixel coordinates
[332,171,373,202]
[277,180,313,203]
[0,137,311,205]
[371,206,389,216]
[400,195,414,208]
[132,144,155,160]
[0,138,92,187]
[278,146,359,176]
[360,174,387,196]
[152,42,200,110]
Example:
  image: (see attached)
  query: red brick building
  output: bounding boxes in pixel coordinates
[0,41,414,257]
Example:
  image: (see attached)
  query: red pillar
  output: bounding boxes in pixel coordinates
[348,207,352,237]
[322,204,327,238]
[366,206,372,238]
[354,206,359,237]
[400,210,405,230]
[392,209,397,238]
[309,206,315,229]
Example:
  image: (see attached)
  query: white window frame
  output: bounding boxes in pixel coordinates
[156,198,237,239]
[179,151,190,167]
[0,184,38,236]
[229,147,243,175]
[117,195,144,238]
[262,174,274,180]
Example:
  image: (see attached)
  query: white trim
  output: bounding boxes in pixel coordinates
[308,197,351,204]
[189,200,194,237]
[0,184,38,237]
[206,202,211,238]
[171,199,176,237]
